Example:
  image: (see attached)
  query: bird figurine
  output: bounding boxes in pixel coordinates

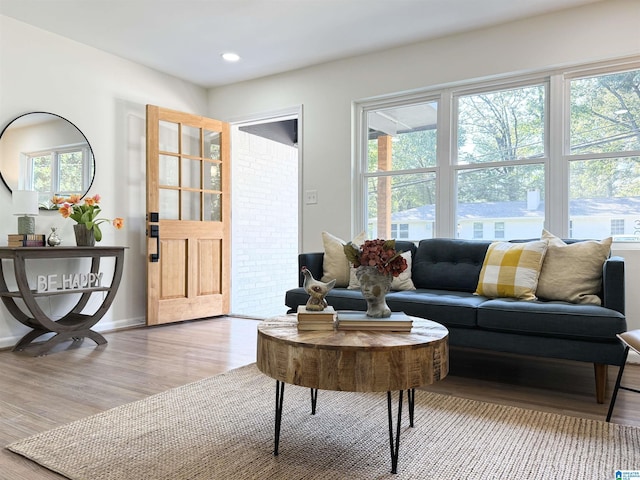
[302,266,336,311]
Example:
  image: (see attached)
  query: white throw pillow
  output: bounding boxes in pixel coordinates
[321,231,366,287]
[536,229,612,305]
[348,251,415,291]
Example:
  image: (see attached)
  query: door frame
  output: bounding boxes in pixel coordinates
[228,105,303,253]
[228,105,302,316]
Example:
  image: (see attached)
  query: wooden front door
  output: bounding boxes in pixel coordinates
[146,105,230,325]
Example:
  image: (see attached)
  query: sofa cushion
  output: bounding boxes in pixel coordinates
[412,238,490,292]
[475,240,548,300]
[348,251,416,291]
[321,231,366,287]
[386,289,486,327]
[477,298,626,341]
[536,229,612,305]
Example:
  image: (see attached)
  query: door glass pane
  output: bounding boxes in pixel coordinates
[159,155,179,186]
[181,157,202,189]
[181,190,201,221]
[159,188,179,220]
[204,192,221,221]
[159,121,178,153]
[366,172,436,240]
[204,162,221,191]
[569,157,640,240]
[456,164,545,240]
[182,125,201,157]
[205,130,221,160]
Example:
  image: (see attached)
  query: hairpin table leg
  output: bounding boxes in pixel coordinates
[274,380,285,455]
[387,390,404,474]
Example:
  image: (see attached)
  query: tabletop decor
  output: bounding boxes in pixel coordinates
[13,190,39,235]
[301,266,336,311]
[344,239,407,318]
[53,194,124,246]
[47,227,62,247]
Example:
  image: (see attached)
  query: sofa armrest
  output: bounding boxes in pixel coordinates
[298,252,324,287]
[603,256,625,314]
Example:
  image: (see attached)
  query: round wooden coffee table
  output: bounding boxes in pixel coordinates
[257,315,449,474]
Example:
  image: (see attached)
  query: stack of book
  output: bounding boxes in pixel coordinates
[296,305,336,331]
[7,234,46,247]
[336,311,413,332]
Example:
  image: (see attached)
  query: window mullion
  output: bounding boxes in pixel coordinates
[547,73,568,236]
[437,90,453,238]
[352,104,367,237]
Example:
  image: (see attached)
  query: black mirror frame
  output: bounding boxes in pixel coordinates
[0,111,96,202]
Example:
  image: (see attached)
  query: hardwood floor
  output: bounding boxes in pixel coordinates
[1,316,638,479]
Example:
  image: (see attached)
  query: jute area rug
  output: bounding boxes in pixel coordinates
[6,364,640,480]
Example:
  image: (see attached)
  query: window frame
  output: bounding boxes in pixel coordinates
[24,143,93,202]
[354,56,640,241]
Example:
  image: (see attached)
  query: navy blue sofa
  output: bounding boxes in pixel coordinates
[284,238,627,403]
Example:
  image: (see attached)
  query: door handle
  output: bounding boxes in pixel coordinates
[148,210,160,263]
[149,225,160,262]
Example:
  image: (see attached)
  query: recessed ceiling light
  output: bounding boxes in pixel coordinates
[221,52,240,62]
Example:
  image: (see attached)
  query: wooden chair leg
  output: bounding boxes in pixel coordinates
[594,363,608,404]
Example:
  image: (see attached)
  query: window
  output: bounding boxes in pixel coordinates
[473,222,483,239]
[25,144,92,206]
[611,219,625,235]
[363,101,438,239]
[356,59,640,241]
[455,84,546,240]
[568,68,640,240]
[391,223,409,239]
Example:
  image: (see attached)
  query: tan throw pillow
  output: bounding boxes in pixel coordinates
[321,231,366,287]
[348,251,416,291]
[536,229,612,305]
[475,240,548,300]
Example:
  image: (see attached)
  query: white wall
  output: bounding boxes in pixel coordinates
[0,15,209,348]
[208,0,640,330]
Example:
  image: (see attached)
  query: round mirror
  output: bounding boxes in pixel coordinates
[0,112,95,208]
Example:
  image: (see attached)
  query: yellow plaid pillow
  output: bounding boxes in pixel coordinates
[475,240,548,300]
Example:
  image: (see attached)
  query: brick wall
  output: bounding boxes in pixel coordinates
[231,129,299,318]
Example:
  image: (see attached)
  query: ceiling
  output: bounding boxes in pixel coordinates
[0,0,602,88]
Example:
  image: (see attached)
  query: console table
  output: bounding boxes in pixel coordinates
[0,246,126,355]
